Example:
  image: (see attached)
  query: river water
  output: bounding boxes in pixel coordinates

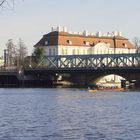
[0,88,140,140]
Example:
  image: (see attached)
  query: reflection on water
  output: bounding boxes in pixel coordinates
[0,88,139,140]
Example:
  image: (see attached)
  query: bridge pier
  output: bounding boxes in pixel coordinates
[0,71,54,88]
[54,73,98,88]
[1,69,140,88]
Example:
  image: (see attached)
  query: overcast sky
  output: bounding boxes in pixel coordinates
[0,0,140,55]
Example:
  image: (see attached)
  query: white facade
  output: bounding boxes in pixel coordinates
[43,42,136,56]
[43,46,58,56]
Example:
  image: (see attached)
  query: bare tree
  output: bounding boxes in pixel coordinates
[0,0,6,6]
[0,0,14,7]
[17,38,28,68]
[132,37,140,48]
[5,39,17,67]
[4,39,27,69]
[0,0,23,9]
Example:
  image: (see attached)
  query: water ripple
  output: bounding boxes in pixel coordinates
[0,89,139,140]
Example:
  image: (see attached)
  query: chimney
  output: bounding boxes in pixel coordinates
[63,26,67,32]
[83,30,88,36]
[51,27,54,32]
[96,31,102,37]
[57,26,62,32]
[118,32,122,36]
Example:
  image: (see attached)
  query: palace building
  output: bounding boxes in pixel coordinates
[34,26,136,56]
[34,26,136,87]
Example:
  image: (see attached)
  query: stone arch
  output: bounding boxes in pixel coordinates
[84,72,128,87]
[94,74,125,83]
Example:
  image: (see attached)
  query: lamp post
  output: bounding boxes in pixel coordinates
[4,49,7,69]
[113,35,117,84]
[113,35,116,54]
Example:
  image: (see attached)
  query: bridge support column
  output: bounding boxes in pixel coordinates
[55,73,97,88]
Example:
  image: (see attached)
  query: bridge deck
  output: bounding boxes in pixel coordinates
[35,53,140,69]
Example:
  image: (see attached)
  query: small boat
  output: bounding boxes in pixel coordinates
[88,88,125,92]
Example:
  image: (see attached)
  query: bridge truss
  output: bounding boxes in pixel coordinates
[38,53,140,69]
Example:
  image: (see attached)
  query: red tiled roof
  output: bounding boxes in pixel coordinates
[34,31,135,49]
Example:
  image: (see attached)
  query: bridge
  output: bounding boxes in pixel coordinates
[0,53,140,87]
[25,53,140,71]
[39,53,140,69]
[24,53,140,87]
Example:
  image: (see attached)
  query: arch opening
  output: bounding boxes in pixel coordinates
[95,74,126,88]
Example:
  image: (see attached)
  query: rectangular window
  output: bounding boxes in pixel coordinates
[45,41,48,45]
[83,50,85,54]
[49,48,51,55]
[53,48,55,55]
[77,49,79,54]
[73,49,75,55]
[65,49,68,55]
[62,49,65,55]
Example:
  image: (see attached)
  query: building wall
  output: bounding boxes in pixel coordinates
[36,43,136,57]
[42,45,58,56]
[0,58,4,67]
[58,45,91,55]
[55,42,136,55]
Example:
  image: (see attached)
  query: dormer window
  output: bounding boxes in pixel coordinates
[83,41,89,46]
[91,42,95,46]
[45,41,48,45]
[67,40,72,45]
[122,43,127,48]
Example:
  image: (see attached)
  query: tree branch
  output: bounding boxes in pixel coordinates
[0,0,6,6]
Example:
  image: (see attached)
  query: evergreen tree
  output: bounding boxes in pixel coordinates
[32,48,44,66]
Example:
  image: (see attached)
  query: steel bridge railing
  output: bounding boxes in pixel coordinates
[36,53,140,69]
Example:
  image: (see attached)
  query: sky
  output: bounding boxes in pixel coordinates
[0,0,140,55]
